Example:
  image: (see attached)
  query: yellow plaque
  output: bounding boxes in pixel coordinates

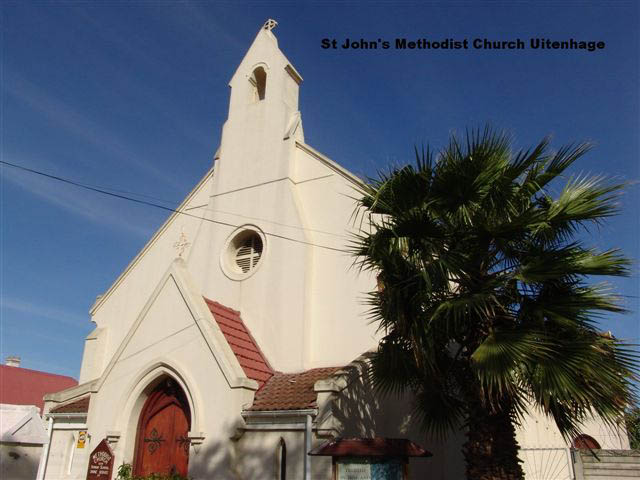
[77,431,87,449]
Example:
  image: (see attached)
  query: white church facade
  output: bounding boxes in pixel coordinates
[40,21,630,480]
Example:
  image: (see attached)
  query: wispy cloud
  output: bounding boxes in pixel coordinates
[138,1,245,53]
[67,7,218,151]
[1,158,158,237]
[4,71,183,190]
[172,1,245,51]
[0,295,88,328]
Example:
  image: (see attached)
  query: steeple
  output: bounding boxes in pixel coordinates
[213,20,304,193]
[226,19,302,121]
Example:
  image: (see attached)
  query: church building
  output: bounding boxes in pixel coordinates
[40,21,630,480]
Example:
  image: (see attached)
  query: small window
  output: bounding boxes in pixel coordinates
[278,437,286,480]
[250,67,267,101]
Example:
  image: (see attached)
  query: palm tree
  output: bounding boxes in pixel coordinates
[352,128,638,480]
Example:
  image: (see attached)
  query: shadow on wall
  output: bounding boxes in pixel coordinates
[0,444,41,480]
[325,360,466,480]
[182,414,296,480]
[185,419,332,479]
[187,419,306,480]
[177,362,467,480]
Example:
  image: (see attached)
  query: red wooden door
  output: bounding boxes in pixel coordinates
[134,379,191,477]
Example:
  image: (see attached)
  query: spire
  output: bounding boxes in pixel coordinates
[214,18,304,191]
[224,19,302,130]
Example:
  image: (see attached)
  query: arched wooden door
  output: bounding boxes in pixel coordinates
[134,378,191,477]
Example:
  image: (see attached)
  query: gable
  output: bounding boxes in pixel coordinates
[95,259,258,393]
[0,405,48,444]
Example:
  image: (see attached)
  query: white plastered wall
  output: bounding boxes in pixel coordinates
[43,427,89,480]
[515,408,630,449]
[0,443,44,480]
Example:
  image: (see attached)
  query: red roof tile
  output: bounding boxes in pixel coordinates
[309,437,433,457]
[204,298,273,387]
[50,396,90,413]
[248,367,341,411]
[0,365,77,412]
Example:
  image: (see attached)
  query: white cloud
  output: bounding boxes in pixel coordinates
[4,71,183,190]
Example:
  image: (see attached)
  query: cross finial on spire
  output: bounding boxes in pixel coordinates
[263,19,278,31]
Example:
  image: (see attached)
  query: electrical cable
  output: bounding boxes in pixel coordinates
[0,160,350,253]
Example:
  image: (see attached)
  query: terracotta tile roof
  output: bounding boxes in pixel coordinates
[309,437,433,457]
[0,365,77,412]
[50,396,90,414]
[248,367,341,411]
[204,298,273,388]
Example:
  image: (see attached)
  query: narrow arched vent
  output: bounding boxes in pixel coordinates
[249,67,267,101]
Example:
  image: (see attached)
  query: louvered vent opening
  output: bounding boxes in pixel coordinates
[234,234,263,274]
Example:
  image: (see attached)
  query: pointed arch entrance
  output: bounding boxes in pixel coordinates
[133,377,191,477]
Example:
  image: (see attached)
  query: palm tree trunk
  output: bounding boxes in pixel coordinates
[463,395,525,480]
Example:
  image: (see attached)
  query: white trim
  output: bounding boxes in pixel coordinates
[249,61,270,73]
[220,225,267,281]
[295,141,365,187]
[36,416,53,480]
[8,411,35,436]
[242,409,317,418]
[114,362,199,436]
[43,380,96,403]
[52,423,87,430]
[304,414,312,480]
[242,424,307,431]
[45,413,88,419]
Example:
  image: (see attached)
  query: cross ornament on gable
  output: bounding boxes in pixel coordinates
[173,229,191,258]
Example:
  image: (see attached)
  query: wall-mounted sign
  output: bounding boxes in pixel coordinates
[77,431,87,449]
[336,458,404,480]
[337,461,370,480]
[86,439,114,480]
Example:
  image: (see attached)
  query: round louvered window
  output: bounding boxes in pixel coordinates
[234,233,263,273]
[221,227,266,280]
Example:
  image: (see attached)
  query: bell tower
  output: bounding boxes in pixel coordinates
[214,19,304,193]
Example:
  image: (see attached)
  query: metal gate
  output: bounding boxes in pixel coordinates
[520,447,575,480]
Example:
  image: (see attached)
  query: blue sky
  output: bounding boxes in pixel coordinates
[1,1,638,378]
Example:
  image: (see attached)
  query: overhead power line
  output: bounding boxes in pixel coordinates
[0,160,349,253]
